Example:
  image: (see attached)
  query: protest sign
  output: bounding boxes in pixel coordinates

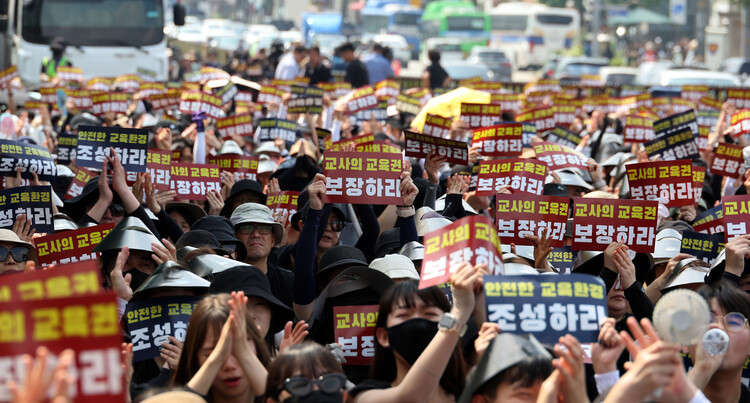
[626,160,694,207]
[354,98,388,123]
[148,89,181,110]
[727,88,750,109]
[125,149,172,191]
[471,123,523,157]
[114,74,142,92]
[65,89,92,109]
[711,143,744,178]
[395,94,421,115]
[692,166,706,202]
[355,141,401,154]
[329,134,374,151]
[532,142,588,170]
[136,82,165,98]
[178,91,224,120]
[34,224,114,267]
[215,81,238,104]
[422,113,452,139]
[0,140,57,181]
[207,155,259,181]
[344,86,378,114]
[318,82,352,100]
[623,115,655,143]
[696,109,720,128]
[522,122,538,146]
[267,191,300,228]
[484,274,607,344]
[571,198,658,253]
[90,92,129,117]
[553,104,576,127]
[256,118,298,144]
[0,260,101,303]
[0,186,53,233]
[680,232,725,266]
[216,114,254,140]
[697,125,710,150]
[495,194,569,248]
[420,215,503,289]
[22,101,47,115]
[374,79,400,100]
[404,130,468,164]
[654,110,698,138]
[76,126,148,172]
[56,66,83,82]
[475,159,548,196]
[39,86,58,105]
[333,305,379,365]
[169,163,220,201]
[722,195,750,242]
[491,93,522,112]
[548,246,576,274]
[257,85,285,104]
[124,296,199,362]
[322,151,402,205]
[460,103,501,129]
[545,126,582,149]
[644,128,699,161]
[0,66,18,88]
[730,110,750,136]
[56,133,77,165]
[681,85,708,101]
[516,106,555,133]
[86,77,112,92]
[288,85,323,114]
[692,205,724,235]
[65,167,95,200]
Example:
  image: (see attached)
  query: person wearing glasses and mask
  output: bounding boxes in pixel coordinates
[265,342,348,403]
[0,229,35,275]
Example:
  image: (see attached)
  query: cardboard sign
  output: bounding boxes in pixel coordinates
[726,88,750,109]
[148,89,181,110]
[420,215,503,289]
[65,167,95,200]
[0,260,102,302]
[266,191,300,228]
[355,141,401,154]
[34,224,114,266]
[207,155,259,181]
[711,143,744,178]
[548,246,576,274]
[644,128,699,161]
[333,305,379,365]
[288,85,323,114]
[125,149,172,191]
[545,126,582,149]
[0,140,57,181]
[693,166,706,202]
[476,159,548,196]
[460,103,502,129]
[471,123,523,157]
[654,110,698,138]
[624,115,655,143]
[423,113,452,139]
[395,94,421,115]
[626,160,694,207]
[179,91,224,120]
[124,296,199,362]
[257,85,285,105]
[76,126,148,172]
[319,82,352,100]
[344,86,378,114]
[0,66,18,88]
[0,186,54,233]
[722,196,750,242]
[495,194,569,248]
[516,106,555,134]
[692,205,724,235]
[0,293,124,403]
[731,110,750,136]
[56,66,83,82]
[404,130,468,165]
[169,163,220,201]
[483,274,607,344]
[680,232,725,266]
[256,118,298,144]
[56,133,77,165]
[571,198,658,253]
[532,142,588,170]
[322,152,403,205]
[216,114,254,140]
[90,92,129,117]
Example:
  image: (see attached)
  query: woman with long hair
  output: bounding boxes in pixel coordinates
[264,342,348,403]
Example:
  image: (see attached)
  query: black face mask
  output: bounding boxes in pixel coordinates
[285,390,343,403]
[124,268,150,292]
[387,318,439,366]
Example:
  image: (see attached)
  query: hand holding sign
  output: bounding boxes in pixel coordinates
[724,234,750,277]
[449,262,482,325]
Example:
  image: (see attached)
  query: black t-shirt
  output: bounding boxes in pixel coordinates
[426,63,449,91]
[306,63,332,86]
[266,261,294,308]
[349,379,391,399]
[740,383,750,403]
[345,60,370,89]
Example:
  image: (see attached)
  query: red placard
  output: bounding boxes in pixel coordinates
[179,91,224,120]
[711,143,744,178]
[553,104,576,127]
[692,208,724,235]
[460,103,501,129]
[626,160,694,207]
[516,106,555,133]
[722,195,750,242]
[495,194,569,248]
[697,125,710,150]
[571,198,658,253]
[148,88,181,110]
[491,93,522,112]
[169,163,221,200]
[267,191,300,228]
[681,85,708,101]
[404,130,468,164]
[87,77,112,92]
[0,260,102,302]
[114,74,142,92]
[333,305,379,365]
[374,79,400,101]
[91,92,130,117]
[34,224,114,266]
[420,215,503,289]
[0,293,124,403]
[65,167,96,200]
[66,89,93,109]
[318,82,352,100]
[532,142,588,170]
[423,113,452,139]
[125,149,172,191]
[355,141,401,154]
[693,166,706,202]
[624,115,655,143]
[216,114,254,140]
[0,66,18,88]
[322,151,403,205]
[257,85,285,104]
[475,158,548,196]
[56,66,83,82]
[726,88,750,109]
[730,110,750,136]
[207,155,259,181]
[329,134,374,151]
[344,86,378,114]
[471,123,523,157]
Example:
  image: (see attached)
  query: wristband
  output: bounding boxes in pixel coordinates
[396,205,415,218]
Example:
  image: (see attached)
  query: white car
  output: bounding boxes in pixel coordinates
[420,38,464,65]
[658,69,741,87]
[598,66,639,86]
[372,34,412,66]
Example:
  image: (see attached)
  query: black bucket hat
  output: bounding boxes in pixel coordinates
[133,261,210,300]
[191,216,247,261]
[316,245,369,285]
[166,202,207,228]
[220,179,266,217]
[93,216,161,254]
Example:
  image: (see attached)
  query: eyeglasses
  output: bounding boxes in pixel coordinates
[236,223,273,235]
[327,220,345,232]
[282,373,346,398]
[109,204,125,217]
[710,312,749,333]
[0,246,29,263]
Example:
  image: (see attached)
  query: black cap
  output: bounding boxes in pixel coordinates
[191,216,247,261]
[175,229,220,251]
[220,179,266,217]
[50,36,66,51]
[316,245,368,284]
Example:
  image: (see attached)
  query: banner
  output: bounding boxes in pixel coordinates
[256,118,298,144]
[722,195,750,242]
[484,274,607,344]
[288,85,323,114]
[56,133,77,165]
[571,198,658,253]
[90,92,129,117]
[404,130,468,164]
[532,142,588,170]
[34,224,114,266]
[476,159,548,196]
[495,194,569,248]
[0,140,57,181]
[644,128,699,161]
[460,103,501,129]
[626,160,694,207]
[0,186,53,233]
[125,149,172,191]
[711,143,744,178]
[548,246,575,274]
[124,296,200,362]
[420,215,503,288]
[266,191,300,228]
[422,113,452,139]
[333,305,379,365]
[545,126,582,149]
[654,110,698,138]
[623,115,655,143]
[680,232,725,266]
[178,91,224,120]
[471,123,523,157]
[216,114,254,140]
[169,163,220,201]
[76,126,148,172]
[207,155,259,181]
[692,205,724,235]
[322,152,402,205]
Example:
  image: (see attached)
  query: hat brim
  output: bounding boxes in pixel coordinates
[166,202,207,225]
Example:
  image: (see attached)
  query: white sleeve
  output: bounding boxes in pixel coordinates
[688,389,710,403]
[594,370,620,396]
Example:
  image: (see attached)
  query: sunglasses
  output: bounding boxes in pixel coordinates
[109,204,125,217]
[236,223,273,235]
[327,220,345,232]
[711,312,749,333]
[0,246,29,263]
[282,373,346,398]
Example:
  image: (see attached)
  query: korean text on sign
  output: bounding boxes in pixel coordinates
[125,149,173,191]
[496,194,569,248]
[404,130,468,165]
[420,215,504,289]
[344,85,378,114]
[643,128,699,161]
[208,155,259,181]
[692,205,724,235]
[65,167,95,200]
[545,126,582,150]
[483,274,607,344]
[731,110,750,136]
[0,186,54,233]
[216,114,254,140]
[34,224,114,267]
[322,151,403,205]
[475,158,548,196]
[333,305,379,365]
[256,118,298,145]
[571,198,658,253]
[0,66,18,88]
[169,163,221,201]
[548,246,576,274]
[0,140,57,181]
[460,103,502,129]
[516,106,555,133]
[395,94,421,116]
[654,110,698,138]
[288,85,324,114]
[471,123,523,157]
[626,160,694,207]
[76,125,148,172]
[267,191,300,228]
[711,143,744,178]
[722,195,750,242]
[0,260,102,303]
[423,113,452,139]
[623,115,655,143]
[679,232,725,266]
[90,92,129,117]
[329,134,374,151]
[178,91,225,120]
[532,142,588,170]
[124,296,199,362]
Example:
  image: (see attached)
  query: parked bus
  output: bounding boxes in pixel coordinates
[489,2,579,69]
[360,1,422,59]
[421,1,490,53]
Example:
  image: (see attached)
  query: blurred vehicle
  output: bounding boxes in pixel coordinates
[202,19,237,36]
[301,12,342,46]
[421,1,490,53]
[245,24,280,55]
[540,55,559,78]
[552,56,608,84]
[489,2,579,69]
[468,46,512,81]
[270,19,296,31]
[360,1,422,59]
[247,24,279,37]
[175,17,206,44]
[635,60,676,86]
[419,38,464,65]
[718,57,750,79]
[207,31,244,52]
[279,30,304,48]
[598,66,638,86]
[372,34,411,67]
[442,60,494,81]
[311,34,347,58]
[658,69,741,87]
